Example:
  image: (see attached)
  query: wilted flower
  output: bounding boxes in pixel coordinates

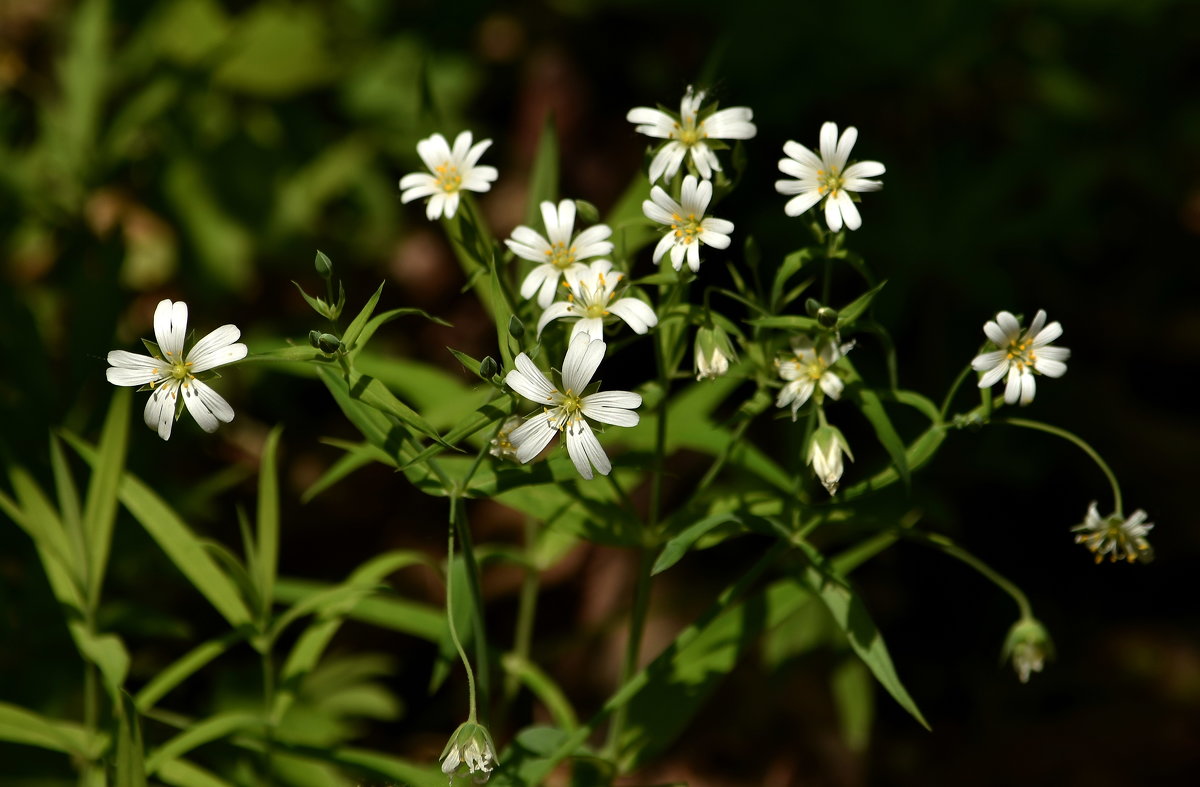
[808,424,853,495]
[440,721,497,784]
[643,175,734,273]
[489,416,524,462]
[971,309,1070,406]
[508,200,614,308]
[775,122,884,231]
[1002,618,1052,683]
[504,333,642,480]
[775,335,853,420]
[626,85,757,183]
[1072,502,1154,564]
[105,299,247,441]
[400,131,498,221]
[694,324,737,381]
[535,259,657,339]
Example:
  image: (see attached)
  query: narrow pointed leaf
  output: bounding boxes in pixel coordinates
[83,387,130,603]
[256,426,283,618]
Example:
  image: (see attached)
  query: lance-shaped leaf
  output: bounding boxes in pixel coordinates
[841,358,910,489]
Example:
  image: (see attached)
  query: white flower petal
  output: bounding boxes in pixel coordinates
[783,189,824,217]
[977,359,1009,389]
[972,349,1006,371]
[562,333,604,393]
[1037,346,1071,362]
[581,391,641,426]
[1033,321,1063,346]
[995,312,1021,340]
[627,107,676,138]
[1035,357,1068,378]
[820,373,845,400]
[703,107,756,139]
[1004,365,1022,404]
[509,412,557,464]
[834,192,862,230]
[833,125,858,171]
[844,160,886,180]
[782,140,823,171]
[520,264,557,302]
[145,383,178,441]
[819,123,839,166]
[607,298,657,333]
[571,317,604,340]
[188,325,247,372]
[652,232,675,264]
[1019,368,1037,405]
[565,420,610,479]
[154,299,188,358]
[506,354,559,404]
[536,301,575,337]
[824,194,844,232]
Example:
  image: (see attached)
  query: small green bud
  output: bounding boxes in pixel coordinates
[316,333,343,355]
[574,199,600,225]
[805,298,821,317]
[508,315,525,340]
[479,355,498,379]
[308,330,322,348]
[314,250,333,279]
[817,306,839,329]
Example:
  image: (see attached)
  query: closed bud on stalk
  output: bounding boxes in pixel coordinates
[508,315,525,340]
[574,199,600,225]
[694,324,736,381]
[805,298,821,317]
[478,356,498,379]
[315,333,342,355]
[807,423,853,495]
[308,330,322,348]
[440,721,497,784]
[817,306,839,329]
[314,249,333,279]
[1002,618,1052,683]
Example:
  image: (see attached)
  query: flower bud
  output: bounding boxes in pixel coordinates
[507,315,525,340]
[805,298,821,317]
[314,250,333,279]
[315,333,343,355]
[440,721,497,784]
[308,330,322,348]
[478,356,498,379]
[694,325,736,381]
[817,306,839,329]
[807,423,853,495]
[1002,618,1052,683]
[573,199,600,225]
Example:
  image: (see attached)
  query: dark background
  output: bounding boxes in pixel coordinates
[2,0,1198,784]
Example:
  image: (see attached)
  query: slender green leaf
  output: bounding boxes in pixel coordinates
[342,282,385,350]
[145,713,263,775]
[8,465,83,600]
[652,512,743,575]
[352,307,452,353]
[346,369,451,449]
[77,629,131,704]
[83,387,130,604]
[841,426,946,500]
[842,359,910,488]
[115,692,148,787]
[771,247,818,310]
[501,654,578,731]
[157,758,233,787]
[746,314,820,331]
[837,280,888,326]
[256,426,283,619]
[237,346,329,364]
[525,113,559,224]
[274,579,443,642]
[64,432,253,629]
[290,280,332,319]
[136,632,244,712]
[0,701,92,756]
[49,434,87,587]
[796,543,929,730]
[302,440,394,503]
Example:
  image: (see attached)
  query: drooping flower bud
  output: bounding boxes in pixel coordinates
[440,721,497,784]
[1002,618,1052,683]
[807,423,853,495]
[694,324,737,381]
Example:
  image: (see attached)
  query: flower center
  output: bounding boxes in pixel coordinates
[548,390,585,431]
[816,167,844,197]
[1005,339,1036,370]
[434,162,463,193]
[804,357,829,381]
[546,240,578,269]
[671,212,702,245]
[674,116,705,147]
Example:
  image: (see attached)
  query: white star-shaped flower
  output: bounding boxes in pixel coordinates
[536,259,658,340]
[504,333,642,480]
[775,122,885,232]
[1072,502,1154,564]
[643,175,734,273]
[971,309,1070,406]
[399,131,498,221]
[775,335,853,420]
[507,200,614,308]
[105,299,247,440]
[626,85,757,183]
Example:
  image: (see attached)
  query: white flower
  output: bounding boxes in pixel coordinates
[1072,502,1154,564]
[775,122,885,231]
[808,424,853,496]
[626,85,757,183]
[489,416,523,461]
[643,175,734,273]
[507,200,614,308]
[775,336,853,420]
[1003,618,1052,684]
[536,259,657,339]
[399,131,498,221]
[971,309,1070,406]
[504,333,642,480]
[105,299,247,441]
[440,721,496,784]
[694,324,736,381]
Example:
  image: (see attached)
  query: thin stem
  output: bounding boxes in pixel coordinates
[450,495,489,719]
[528,540,787,781]
[445,515,478,722]
[939,364,974,421]
[995,417,1123,514]
[504,516,541,704]
[902,530,1032,620]
[260,649,276,786]
[603,548,654,758]
[80,661,97,787]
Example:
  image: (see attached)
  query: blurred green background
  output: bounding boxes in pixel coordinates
[2,0,1198,784]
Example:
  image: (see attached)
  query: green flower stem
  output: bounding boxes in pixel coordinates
[939,364,974,422]
[445,509,478,723]
[603,547,654,760]
[260,648,276,785]
[529,540,788,782]
[995,417,1123,514]
[691,416,753,499]
[902,529,1032,620]
[449,494,489,719]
